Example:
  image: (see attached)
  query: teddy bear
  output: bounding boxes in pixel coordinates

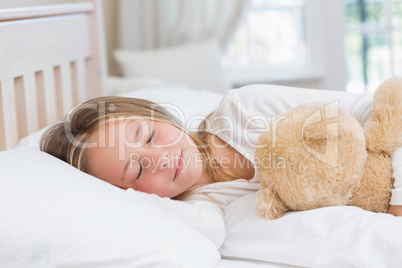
[255,77,402,220]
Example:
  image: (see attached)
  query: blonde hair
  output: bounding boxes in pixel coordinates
[40,96,242,200]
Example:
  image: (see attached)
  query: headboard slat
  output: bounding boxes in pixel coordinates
[1,78,19,148]
[22,73,40,134]
[70,61,79,105]
[53,66,64,120]
[0,82,5,150]
[60,62,74,115]
[43,67,58,125]
[74,58,88,103]
[14,76,28,140]
[35,70,47,129]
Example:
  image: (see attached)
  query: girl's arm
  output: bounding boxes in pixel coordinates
[388,205,402,216]
[389,148,402,216]
[126,188,226,248]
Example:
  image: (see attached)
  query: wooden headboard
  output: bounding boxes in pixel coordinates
[0,0,106,151]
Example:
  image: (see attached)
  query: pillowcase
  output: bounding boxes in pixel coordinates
[0,148,221,267]
[106,76,176,95]
[114,39,231,93]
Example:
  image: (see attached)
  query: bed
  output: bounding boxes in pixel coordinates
[1,2,402,268]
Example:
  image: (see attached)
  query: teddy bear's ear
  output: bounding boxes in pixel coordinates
[255,187,288,220]
[365,76,402,155]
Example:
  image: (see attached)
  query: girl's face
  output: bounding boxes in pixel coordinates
[87,119,209,198]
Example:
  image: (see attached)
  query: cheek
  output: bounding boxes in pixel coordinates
[156,128,181,146]
[134,175,170,196]
[169,130,192,147]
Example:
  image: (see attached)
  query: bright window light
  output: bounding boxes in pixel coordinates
[223,0,310,85]
[344,0,402,93]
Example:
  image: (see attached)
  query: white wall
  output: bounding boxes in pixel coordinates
[320,0,347,91]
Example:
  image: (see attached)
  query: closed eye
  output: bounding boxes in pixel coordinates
[147,130,155,144]
[136,164,142,180]
[136,130,155,180]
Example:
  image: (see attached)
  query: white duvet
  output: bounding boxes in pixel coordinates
[222,192,402,267]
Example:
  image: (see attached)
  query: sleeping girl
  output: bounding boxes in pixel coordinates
[40,84,402,248]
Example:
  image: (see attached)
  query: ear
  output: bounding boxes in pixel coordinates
[255,187,288,220]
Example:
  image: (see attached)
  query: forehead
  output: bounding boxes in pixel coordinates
[88,119,153,164]
[91,119,151,144]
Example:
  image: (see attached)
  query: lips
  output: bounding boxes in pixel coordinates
[173,151,183,180]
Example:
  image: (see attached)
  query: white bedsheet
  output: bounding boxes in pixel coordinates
[218,258,300,268]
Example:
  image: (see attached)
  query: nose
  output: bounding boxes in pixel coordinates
[146,148,170,172]
[158,150,169,170]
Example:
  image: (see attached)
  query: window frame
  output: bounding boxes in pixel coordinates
[344,0,402,92]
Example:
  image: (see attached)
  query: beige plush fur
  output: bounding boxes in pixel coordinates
[255,77,402,219]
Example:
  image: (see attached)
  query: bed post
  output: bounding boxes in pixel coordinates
[75,0,107,99]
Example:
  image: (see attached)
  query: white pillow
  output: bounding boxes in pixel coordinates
[0,148,221,267]
[221,192,402,268]
[16,124,52,149]
[106,76,176,95]
[114,39,231,93]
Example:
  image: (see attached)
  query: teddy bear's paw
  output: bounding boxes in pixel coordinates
[255,189,287,220]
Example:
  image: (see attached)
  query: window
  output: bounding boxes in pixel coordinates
[223,0,325,86]
[344,0,402,93]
